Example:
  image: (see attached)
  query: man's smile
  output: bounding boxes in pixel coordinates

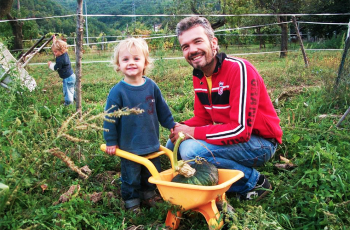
[190,52,205,61]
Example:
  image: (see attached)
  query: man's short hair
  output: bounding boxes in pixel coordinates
[176,16,219,52]
[176,16,215,41]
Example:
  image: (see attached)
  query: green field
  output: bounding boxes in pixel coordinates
[1,48,350,229]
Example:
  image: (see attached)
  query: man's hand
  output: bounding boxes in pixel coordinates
[169,123,195,144]
[106,145,118,156]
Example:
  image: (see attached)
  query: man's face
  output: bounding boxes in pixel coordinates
[178,26,218,72]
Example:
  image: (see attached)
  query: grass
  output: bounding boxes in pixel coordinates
[1,47,350,230]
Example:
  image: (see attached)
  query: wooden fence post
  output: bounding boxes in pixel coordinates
[335,20,350,126]
[75,0,83,115]
[336,106,350,128]
[292,16,309,67]
[335,20,350,87]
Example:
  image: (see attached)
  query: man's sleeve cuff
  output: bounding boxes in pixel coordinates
[194,126,207,140]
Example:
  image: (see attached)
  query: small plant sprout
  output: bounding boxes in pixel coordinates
[0,183,9,193]
[0,183,10,210]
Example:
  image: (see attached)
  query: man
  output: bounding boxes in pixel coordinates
[167,16,283,200]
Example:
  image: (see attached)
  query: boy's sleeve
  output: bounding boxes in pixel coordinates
[54,58,61,71]
[103,96,120,146]
[54,54,68,71]
[155,85,176,130]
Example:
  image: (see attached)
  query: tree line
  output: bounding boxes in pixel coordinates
[0,0,349,57]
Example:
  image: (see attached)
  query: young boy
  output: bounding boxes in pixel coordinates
[48,36,76,106]
[103,37,176,213]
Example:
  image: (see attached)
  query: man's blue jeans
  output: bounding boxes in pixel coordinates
[62,73,76,105]
[166,134,277,194]
[120,157,161,209]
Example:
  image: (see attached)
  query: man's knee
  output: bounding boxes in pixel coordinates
[179,140,200,161]
[165,139,174,150]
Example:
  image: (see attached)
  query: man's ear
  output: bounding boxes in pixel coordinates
[212,37,218,50]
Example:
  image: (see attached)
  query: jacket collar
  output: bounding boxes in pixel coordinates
[193,52,227,79]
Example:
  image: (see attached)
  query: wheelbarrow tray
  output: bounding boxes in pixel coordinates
[100,144,244,229]
[149,168,243,211]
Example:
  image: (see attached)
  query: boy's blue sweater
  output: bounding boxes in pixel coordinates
[54,52,74,79]
[103,77,176,155]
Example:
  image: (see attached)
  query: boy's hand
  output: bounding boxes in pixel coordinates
[47,61,51,67]
[106,145,118,156]
[170,122,181,134]
[169,124,194,144]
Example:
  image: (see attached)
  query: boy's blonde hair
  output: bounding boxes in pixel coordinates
[113,37,152,75]
[51,39,68,53]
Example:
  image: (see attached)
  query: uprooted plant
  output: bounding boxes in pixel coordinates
[46,106,144,179]
[1,106,144,210]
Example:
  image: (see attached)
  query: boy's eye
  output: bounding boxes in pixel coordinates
[122,58,128,61]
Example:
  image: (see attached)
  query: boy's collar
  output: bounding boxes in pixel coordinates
[193,53,226,79]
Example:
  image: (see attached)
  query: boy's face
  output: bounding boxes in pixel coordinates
[52,49,64,57]
[118,46,146,79]
[178,25,218,72]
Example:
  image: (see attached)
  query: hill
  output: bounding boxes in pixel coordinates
[0,0,174,48]
[55,0,174,31]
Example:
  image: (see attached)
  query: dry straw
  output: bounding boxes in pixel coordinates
[49,107,144,179]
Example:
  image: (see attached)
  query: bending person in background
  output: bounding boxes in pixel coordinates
[47,35,76,106]
[167,16,283,201]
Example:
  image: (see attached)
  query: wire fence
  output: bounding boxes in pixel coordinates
[1,12,349,66]
[1,13,350,23]
[9,20,349,51]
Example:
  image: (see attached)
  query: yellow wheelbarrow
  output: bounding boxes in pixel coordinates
[100,144,244,229]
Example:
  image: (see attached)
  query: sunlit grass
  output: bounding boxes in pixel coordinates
[1,47,349,230]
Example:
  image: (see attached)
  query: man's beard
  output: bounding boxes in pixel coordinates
[189,49,216,71]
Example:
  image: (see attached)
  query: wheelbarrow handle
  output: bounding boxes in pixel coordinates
[100,144,175,179]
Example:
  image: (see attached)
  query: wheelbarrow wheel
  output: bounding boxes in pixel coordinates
[216,200,235,214]
[216,201,236,230]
